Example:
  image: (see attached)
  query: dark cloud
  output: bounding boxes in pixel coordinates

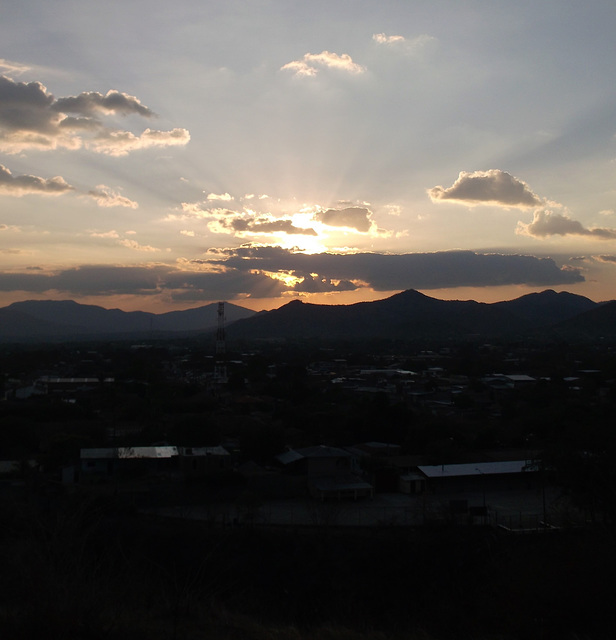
[208,247,584,290]
[53,90,154,117]
[0,76,58,132]
[595,255,616,264]
[166,271,285,301]
[429,170,542,208]
[293,275,358,293]
[315,207,372,232]
[517,210,616,240]
[221,216,317,236]
[0,163,74,196]
[0,250,584,302]
[0,74,189,154]
[0,264,285,300]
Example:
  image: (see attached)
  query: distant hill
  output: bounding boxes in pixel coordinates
[548,300,616,339]
[226,289,518,340]
[0,289,612,344]
[0,300,255,343]
[226,289,608,342]
[492,289,597,326]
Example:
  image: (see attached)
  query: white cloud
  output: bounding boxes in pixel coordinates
[180,229,195,237]
[373,33,406,45]
[281,51,366,77]
[206,192,233,201]
[429,170,543,208]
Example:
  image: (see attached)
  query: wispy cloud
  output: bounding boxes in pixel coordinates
[118,238,161,252]
[0,58,30,75]
[89,230,120,239]
[372,33,436,56]
[87,128,190,156]
[206,192,233,201]
[87,185,138,209]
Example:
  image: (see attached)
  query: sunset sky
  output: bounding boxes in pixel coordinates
[1,0,616,312]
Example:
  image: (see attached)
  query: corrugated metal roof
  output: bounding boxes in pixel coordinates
[418,460,533,479]
[80,446,179,459]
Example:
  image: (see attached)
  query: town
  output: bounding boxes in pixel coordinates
[1,328,614,638]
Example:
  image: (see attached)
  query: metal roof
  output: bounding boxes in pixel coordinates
[418,460,533,479]
[81,446,179,459]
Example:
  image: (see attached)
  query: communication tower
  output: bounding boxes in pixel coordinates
[214,301,228,383]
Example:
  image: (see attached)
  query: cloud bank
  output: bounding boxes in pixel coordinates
[0,250,583,303]
[205,247,584,292]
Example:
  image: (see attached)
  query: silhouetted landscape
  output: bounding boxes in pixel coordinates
[1,288,614,344]
[1,292,616,638]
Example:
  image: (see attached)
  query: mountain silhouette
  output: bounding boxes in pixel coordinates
[0,289,612,344]
[226,289,604,342]
[0,300,255,342]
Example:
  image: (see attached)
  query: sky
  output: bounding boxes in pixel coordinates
[1,0,616,313]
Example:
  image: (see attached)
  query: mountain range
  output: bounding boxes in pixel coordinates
[226,289,611,342]
[0,300,255,343]
[0,289,614,344]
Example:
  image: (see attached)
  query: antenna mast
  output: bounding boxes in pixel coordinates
[214,301,228,383]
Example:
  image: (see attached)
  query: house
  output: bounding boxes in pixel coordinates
[417,460,537,494]
[276,445,373,501]
[80,446,179,481]
[178,445,233,479]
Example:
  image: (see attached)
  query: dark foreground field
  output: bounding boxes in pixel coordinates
[1,494,614,640]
